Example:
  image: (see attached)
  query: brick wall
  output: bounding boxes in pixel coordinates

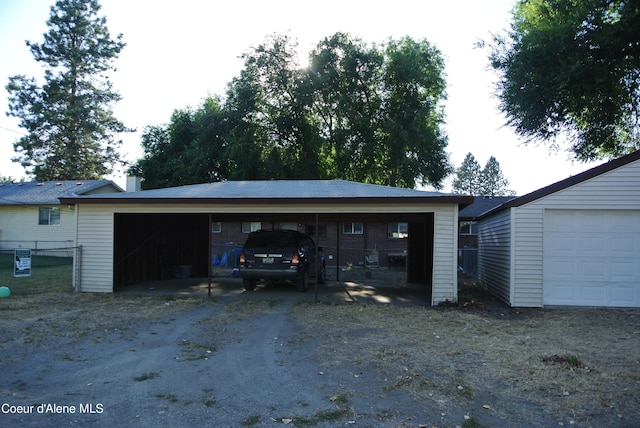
[209,220,408,268]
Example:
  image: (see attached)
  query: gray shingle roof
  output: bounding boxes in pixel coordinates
[458,196,517,220]
[0,180,122,205]
[60,180,469,202]
[478,149,640,219]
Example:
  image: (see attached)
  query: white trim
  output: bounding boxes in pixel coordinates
[509,207,516,306]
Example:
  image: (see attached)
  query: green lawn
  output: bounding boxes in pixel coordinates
[0,252,73,295]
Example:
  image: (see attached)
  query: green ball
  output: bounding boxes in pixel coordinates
[0,286,10,298]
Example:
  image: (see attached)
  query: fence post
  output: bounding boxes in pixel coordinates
[74,245,82,292]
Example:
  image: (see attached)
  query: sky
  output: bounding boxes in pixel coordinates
[0,0,605,195]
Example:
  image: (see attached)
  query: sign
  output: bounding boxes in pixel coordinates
[14,249,32,277]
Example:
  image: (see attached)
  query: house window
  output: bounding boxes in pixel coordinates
[241,222,262,233]
[306,223,327,238]
[277,222,298,231]
[211,222,222,233]
[342,222,363,235]
[460,221,478,235]
[38,207,61,226]
[388,222,408,238]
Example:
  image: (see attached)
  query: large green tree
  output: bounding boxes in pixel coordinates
[307,33,384,182]
[130,97,228,189]
[225,34,322,180]
[380,37,451,187]
[134,33,452,189]
[489,0,640,161]
[226,32,451,188]
[6,0,129,180]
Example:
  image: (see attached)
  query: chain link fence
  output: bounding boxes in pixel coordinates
[0,242,80,291]
[458,247,478,279]
[209,241,407,282]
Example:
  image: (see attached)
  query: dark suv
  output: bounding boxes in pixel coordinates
[239,230,325,292]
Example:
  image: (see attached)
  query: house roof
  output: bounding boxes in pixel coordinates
[59,179,473,206]
[458,195,517,220]
[479,149,640,219]
[0,180,123,206]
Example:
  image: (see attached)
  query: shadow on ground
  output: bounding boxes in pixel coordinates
[117,266,436,306]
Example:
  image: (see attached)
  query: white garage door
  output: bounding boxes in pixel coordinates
[544,209,640,307]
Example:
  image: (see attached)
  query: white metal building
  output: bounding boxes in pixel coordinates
[60,180,472,306]
[477,150,640,308]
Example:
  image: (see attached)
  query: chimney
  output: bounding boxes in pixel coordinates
[126,176,142,192]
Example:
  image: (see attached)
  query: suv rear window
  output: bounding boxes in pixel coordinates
[244,231,297,249]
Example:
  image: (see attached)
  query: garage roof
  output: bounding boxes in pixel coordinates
[60,179,472,205]
[458,196,517,220]
[478,149,640,219]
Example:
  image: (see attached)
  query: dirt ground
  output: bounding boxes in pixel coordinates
[0,269,639,427]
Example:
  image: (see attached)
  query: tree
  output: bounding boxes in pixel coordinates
[307,33,383,182]
[6,0,130,181]
[479,156,515,196]
[452,153,514,196]
[489,0,640,161]
[379,37,451,187]
[307,34,451,188]
[226,32,451,188]
[132,33,452,189]
[130,97,228,190]
[452,153,482,195]
[226,34,323,180]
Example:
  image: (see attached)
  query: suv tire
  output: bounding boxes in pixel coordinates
[243,278,256,291]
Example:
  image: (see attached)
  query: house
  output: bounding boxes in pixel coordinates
[0,180,123,253]
[59,179,473,305]
[458,195,516,248]
[209,220,410,271]
[477,150,640,308]
[457,195,516,277]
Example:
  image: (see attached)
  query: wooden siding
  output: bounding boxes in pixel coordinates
[74,202,460,301]
[512,159,640,307]
[0,205,76,248]
[510,206,545,307]
[481,158,640,307]
[478,209,512,305]
[431,206,458,305]
[75,205,114,292]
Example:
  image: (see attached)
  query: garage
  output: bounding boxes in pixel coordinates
[62,180,471,305]
[543,209,640,307]
[111,212,436,290]
[477,150,640,308]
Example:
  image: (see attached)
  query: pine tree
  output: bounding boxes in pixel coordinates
[480,156,515,196]
[6,0,130,180]
[452,153,482,195]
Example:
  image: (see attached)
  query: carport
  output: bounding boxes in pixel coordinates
[61,180,471,305]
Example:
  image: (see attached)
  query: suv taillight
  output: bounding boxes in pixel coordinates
[239,252,245,265]
[291,253,300,265]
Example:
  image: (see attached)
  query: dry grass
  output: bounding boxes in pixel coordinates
[0,263,214,344]
[1,260,639,425]
[293,299,640,425]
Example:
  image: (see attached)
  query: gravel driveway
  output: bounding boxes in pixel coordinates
[1,274,639,427]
